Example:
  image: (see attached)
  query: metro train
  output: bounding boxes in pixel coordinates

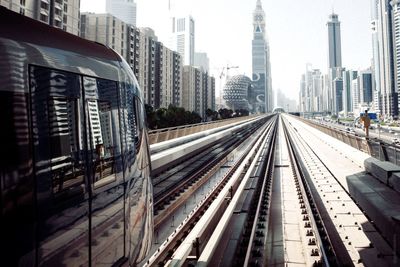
[0,7,152,266]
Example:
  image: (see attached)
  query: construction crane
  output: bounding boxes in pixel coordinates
[219,64,239,80]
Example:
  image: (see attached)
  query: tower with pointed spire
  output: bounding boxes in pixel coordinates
[251,0,273,113]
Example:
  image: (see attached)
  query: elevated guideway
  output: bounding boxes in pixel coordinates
[142,114,400,267]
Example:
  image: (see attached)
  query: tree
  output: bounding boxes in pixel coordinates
[218,108,234,119]
[212,111,219,121]
[145,104,203,129]
[205,108,214,119]
[145,104,157,129]
[235,109,249,117]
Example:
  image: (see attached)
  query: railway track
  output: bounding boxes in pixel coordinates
[197,116,329,267]
[143,116,278,266]
[153,116,271,229]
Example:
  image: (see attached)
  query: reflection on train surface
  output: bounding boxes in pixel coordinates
[0,7,152,266]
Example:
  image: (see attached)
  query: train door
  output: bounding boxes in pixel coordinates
[29,66,90,266]
[30,66,127,266]
[82,76,126,266]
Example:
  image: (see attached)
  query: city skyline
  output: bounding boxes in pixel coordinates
[81,0,372,105]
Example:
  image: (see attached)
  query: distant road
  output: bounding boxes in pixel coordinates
[311,119,398,144]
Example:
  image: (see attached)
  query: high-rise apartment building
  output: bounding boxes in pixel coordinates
[1,0,80,35]
[182,65,200,113]
[139,28,157,107]
[126,25,141,78]
[208,76,216,112]
[182,65,215,118]
[106,0,136,26]
[171,15,195,65]
[251,0,272,113]
[156,42,182,109]
[172,52,183,107]
[80,13,128,58]
[138,29,183,109]
[80,13,183,110]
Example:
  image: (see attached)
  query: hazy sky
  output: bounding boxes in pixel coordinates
[81,0,372,103]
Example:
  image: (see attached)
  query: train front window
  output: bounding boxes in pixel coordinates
[83,77,121,188]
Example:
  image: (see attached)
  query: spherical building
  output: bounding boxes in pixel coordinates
[222,75,251,110]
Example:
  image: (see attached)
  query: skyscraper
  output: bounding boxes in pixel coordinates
[299,65,323,113]
[327,13,342,69]
[371,0,381,115]
[391,0,400,114]
[251,0,272,113]
[327,13,343,115]
[106,0,137,26]
[171,15,195,65]
[374,0,397,117]
[342,70,358,116]
[333,77,343,114]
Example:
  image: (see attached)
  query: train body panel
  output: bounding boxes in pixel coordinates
[0,7,152,267]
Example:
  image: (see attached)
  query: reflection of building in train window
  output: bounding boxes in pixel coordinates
[87,99,103,147]
[84,76,120,186]
[30,66,86,200]
[99,101,113,156]
[47,96,84,194]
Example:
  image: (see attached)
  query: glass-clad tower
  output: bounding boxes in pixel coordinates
[251,0,272,113]
[327,13,342,69]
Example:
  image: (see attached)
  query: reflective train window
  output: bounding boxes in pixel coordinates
[83,77,122,187]
[29,66,89,264]
[83,77,125,265]
[29,66,85,202]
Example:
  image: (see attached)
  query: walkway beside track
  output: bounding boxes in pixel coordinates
[284,114,396,266]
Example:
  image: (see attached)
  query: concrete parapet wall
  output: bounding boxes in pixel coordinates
[148,115,257,145]
[299,117,400,165]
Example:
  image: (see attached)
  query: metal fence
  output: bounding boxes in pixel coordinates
[300,118,400,164]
